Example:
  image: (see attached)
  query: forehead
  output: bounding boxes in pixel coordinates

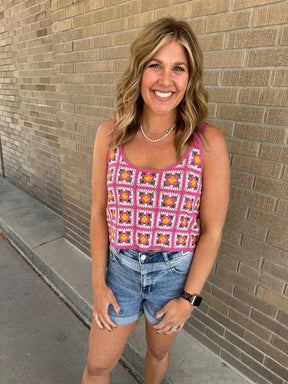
[152,41,188,63]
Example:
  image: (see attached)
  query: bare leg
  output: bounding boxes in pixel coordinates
[144,318,178,384]
[82,319,138,384]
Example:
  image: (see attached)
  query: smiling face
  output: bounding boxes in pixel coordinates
[140,41,189,121]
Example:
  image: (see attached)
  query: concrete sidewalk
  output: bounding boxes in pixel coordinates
[0,177,252,384]
[0,234,136,384]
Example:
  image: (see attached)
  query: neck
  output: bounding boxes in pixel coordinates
[141,110,177,134]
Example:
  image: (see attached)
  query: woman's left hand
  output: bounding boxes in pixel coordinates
[153,298,193,335]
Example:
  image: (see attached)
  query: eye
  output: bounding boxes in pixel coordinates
[174,66,186,72]
[148,63,161,70]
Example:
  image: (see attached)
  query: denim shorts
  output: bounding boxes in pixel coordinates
[105,245,194,326]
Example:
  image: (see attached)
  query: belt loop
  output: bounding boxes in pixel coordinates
[109,244,120,255]
[162,251,170,265]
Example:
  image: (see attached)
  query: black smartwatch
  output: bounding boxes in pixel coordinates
[181,291,202,306]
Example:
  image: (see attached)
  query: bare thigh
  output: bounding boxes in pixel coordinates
[145,318,178,359]
[86,319,138,373]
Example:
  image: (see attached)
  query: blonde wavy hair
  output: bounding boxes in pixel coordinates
[111,17,209,159]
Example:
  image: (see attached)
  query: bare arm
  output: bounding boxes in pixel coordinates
[90,120,122,330]
[154,126,230,332]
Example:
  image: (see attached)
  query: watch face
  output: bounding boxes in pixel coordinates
[192,296,202,306]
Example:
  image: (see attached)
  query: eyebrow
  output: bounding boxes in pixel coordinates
[149,58,188,68]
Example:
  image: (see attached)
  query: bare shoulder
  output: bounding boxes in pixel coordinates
[203,125,227,154]
[95,119,114,146]
[202,125,230,174]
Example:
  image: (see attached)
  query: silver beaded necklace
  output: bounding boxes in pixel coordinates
[140,123,176,143]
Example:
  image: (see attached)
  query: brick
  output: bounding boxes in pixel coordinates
[234,287,277,317]
[254,4,288,27]
[267,231,288,250]
[209,269,234,294]
[233,0,284,10]
[203,70,220,86]
[115,30,137,46]
[276,200,288,217]
[240,88,288,107]
[155,4,190,20]
[187,18,205,34]
[218,105,265,123]
[227,331,264,362]
[266,108,288,126]
[228,201,249,218]
[256,287,288,313]
[73,38,94,51]
[260,144,288,163]
[227,28,278,49]
[254,177,288,199]
[206,328,242,358]
[264,356,288,382]
[207,87,239,103]
[220,240,263,268]
[247,332,288,367]
[229,309,272,341]
[230,171,255,189]
[73,13,93,28]
[271,334,288,355]
[216,264,257,293]
[273,69,288,87]
[283,166,288,181]
[206,11,252,33]
[198,34,225,51]
[242,236,287,265]
[84,0,105,12]
[248,47,288,67]
[58,0,73,8]
[249,209,288,236]
[189,0,230,17]
[242,354,284,384]
[204,50,246,68]
[280,26,288,46]
[222,69,272,87]
[263,260,288,282]
[141,0,171,11]
[66,3,84,18]
[234,123,287,144]
[222,226,242,244]
[103,18,126,33]
[58,19,72,32]
[231,156,283,178]
[239,263,285,294]
[227,138,260,157]
[193,310,225,336]
[115,1,140,18]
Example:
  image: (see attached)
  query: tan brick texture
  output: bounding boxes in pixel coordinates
[0,1,287,383]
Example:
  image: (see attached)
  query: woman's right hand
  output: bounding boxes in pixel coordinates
[93,283,122,332]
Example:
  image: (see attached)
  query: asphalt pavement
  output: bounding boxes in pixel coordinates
[0,234,137,384]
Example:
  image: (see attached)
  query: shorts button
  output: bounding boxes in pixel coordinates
[140,254,146,261]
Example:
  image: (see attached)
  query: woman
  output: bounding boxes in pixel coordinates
[82,18,230,384]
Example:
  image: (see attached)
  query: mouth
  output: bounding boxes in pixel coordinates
[154,90,174,98]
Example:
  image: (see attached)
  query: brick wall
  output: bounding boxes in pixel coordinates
[0,0,62,214]
[0,1,287,383]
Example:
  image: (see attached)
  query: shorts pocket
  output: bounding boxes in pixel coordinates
[109,248,118,263]
[169,256,193,276]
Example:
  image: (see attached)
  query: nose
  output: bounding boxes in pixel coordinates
[158,69,173,87]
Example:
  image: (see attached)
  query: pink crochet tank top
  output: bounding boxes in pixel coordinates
[106,123,207,251]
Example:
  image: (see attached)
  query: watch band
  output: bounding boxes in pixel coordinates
[181,291,202,306]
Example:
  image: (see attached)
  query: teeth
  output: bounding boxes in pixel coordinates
[155,91,172,98]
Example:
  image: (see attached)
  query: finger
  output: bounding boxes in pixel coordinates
[99,313,118,332]
[93,312,104,330]
[153,307,166,320]
[110,296,122,316]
